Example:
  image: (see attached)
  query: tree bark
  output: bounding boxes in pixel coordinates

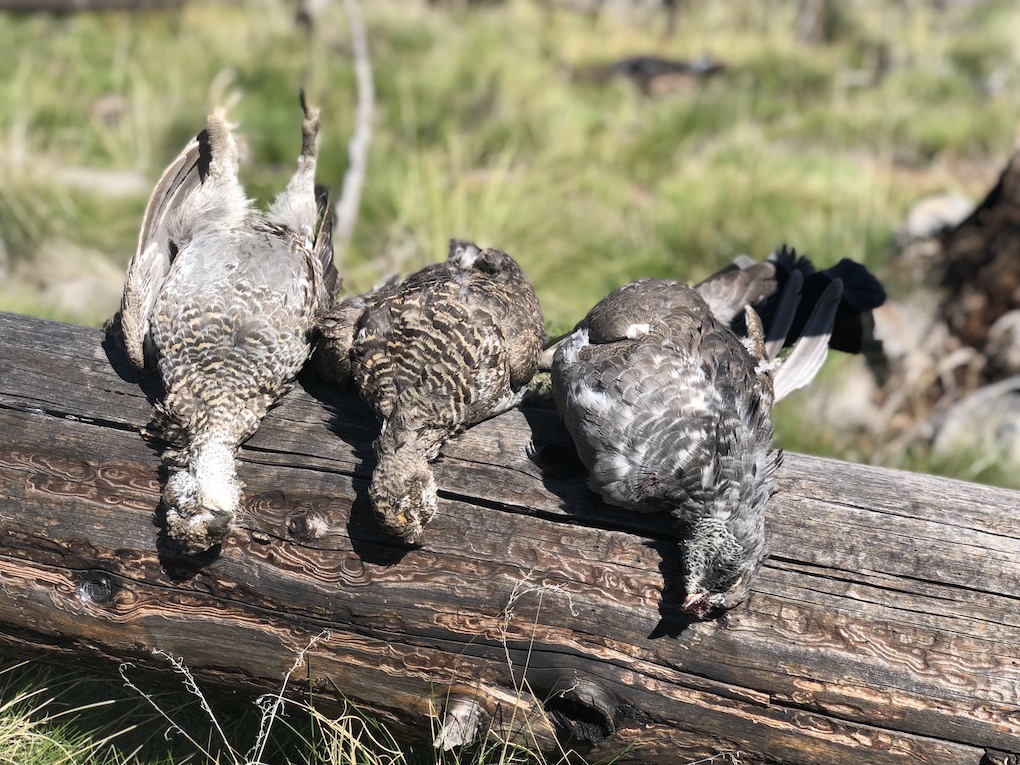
[1,311,1018,764]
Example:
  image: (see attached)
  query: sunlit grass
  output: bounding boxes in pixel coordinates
[2,0,1017,323]
[0,633,630,765]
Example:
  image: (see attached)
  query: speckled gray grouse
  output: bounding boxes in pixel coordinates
[316,240,545,544]
[551,248,884,618]
[116,95,337,553]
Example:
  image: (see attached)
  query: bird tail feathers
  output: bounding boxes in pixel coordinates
[772,278,843,401]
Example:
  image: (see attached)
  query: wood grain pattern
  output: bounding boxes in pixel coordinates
[1,311,1018,764]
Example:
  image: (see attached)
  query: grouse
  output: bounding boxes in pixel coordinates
[316,240,545,544]
[116,94,337,553]
[551,248,884,618]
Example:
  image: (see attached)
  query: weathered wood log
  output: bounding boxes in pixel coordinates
[1,310,1019,764]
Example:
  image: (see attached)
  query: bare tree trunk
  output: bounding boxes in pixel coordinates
[332,0,374,268]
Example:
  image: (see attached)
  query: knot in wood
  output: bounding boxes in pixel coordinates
[982,750,1019,765]
[287,508,328,541]
[545,677,618,745]
[76,571,116,604]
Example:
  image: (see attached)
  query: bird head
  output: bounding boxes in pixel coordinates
[680,514,767,619]
[681,568,761,619]
[369,452,438,545]
[162,442,241,553]
[448,239,518,279]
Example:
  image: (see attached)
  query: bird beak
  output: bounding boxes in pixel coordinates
[682,592,710,617]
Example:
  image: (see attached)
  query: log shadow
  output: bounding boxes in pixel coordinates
[647,539,701,638]
[102,324,205,577]
[101,321,165,408]
[155,525,225,583]
[297,370,413,567]
[517,399,594,512]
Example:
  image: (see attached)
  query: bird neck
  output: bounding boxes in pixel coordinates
[687,516,742,560]
[377,412,447,464]
[190,441,241,514]
[373,447,434,493]
[370,437,439,544]
[683,517,746,599]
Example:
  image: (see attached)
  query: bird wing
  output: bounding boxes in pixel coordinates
[695,257,778,327]
[819,258,887,354]
[763,267,803,360]
[313,184,338,306]
[465,256,545,391]
[554,333,727,512]
[764,250,885,355]
[350,282,429,419]
[120,129,211,369]
[312,281,391,386]
[266,96,337,314]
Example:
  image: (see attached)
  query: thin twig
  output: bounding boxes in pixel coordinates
[500,571,578,680]
[334,0,374,268]
[118,659,226,763]
[246,629,332,765]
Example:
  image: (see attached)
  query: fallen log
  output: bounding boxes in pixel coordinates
[0,310,1018,764]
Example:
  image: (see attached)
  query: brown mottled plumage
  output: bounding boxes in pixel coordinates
[552,248,885,618]
[116,94,336,553]
[316,240,545,543]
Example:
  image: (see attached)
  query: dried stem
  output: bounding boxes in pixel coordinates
[334,0,374,267]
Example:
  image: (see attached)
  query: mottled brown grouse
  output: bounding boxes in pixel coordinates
[316,240,545,544]
[552,248,885,618]
[116,95,337,553]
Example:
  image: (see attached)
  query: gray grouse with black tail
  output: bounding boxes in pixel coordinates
[316,240,545,544]
[551,248,884,618]
[116,95,337,553]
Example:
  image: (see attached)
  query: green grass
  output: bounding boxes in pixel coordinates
[3,0,1017,325]
[3,0,1015,320]
[0,655,628,765]
[2,0,1020,761]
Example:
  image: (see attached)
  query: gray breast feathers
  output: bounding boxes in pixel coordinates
[114,92,337,554]
[552,249,884,618]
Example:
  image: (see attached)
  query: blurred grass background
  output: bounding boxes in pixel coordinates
[1,0,1019,762]
[3,0,1017,474]
[3,0,1017,328]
